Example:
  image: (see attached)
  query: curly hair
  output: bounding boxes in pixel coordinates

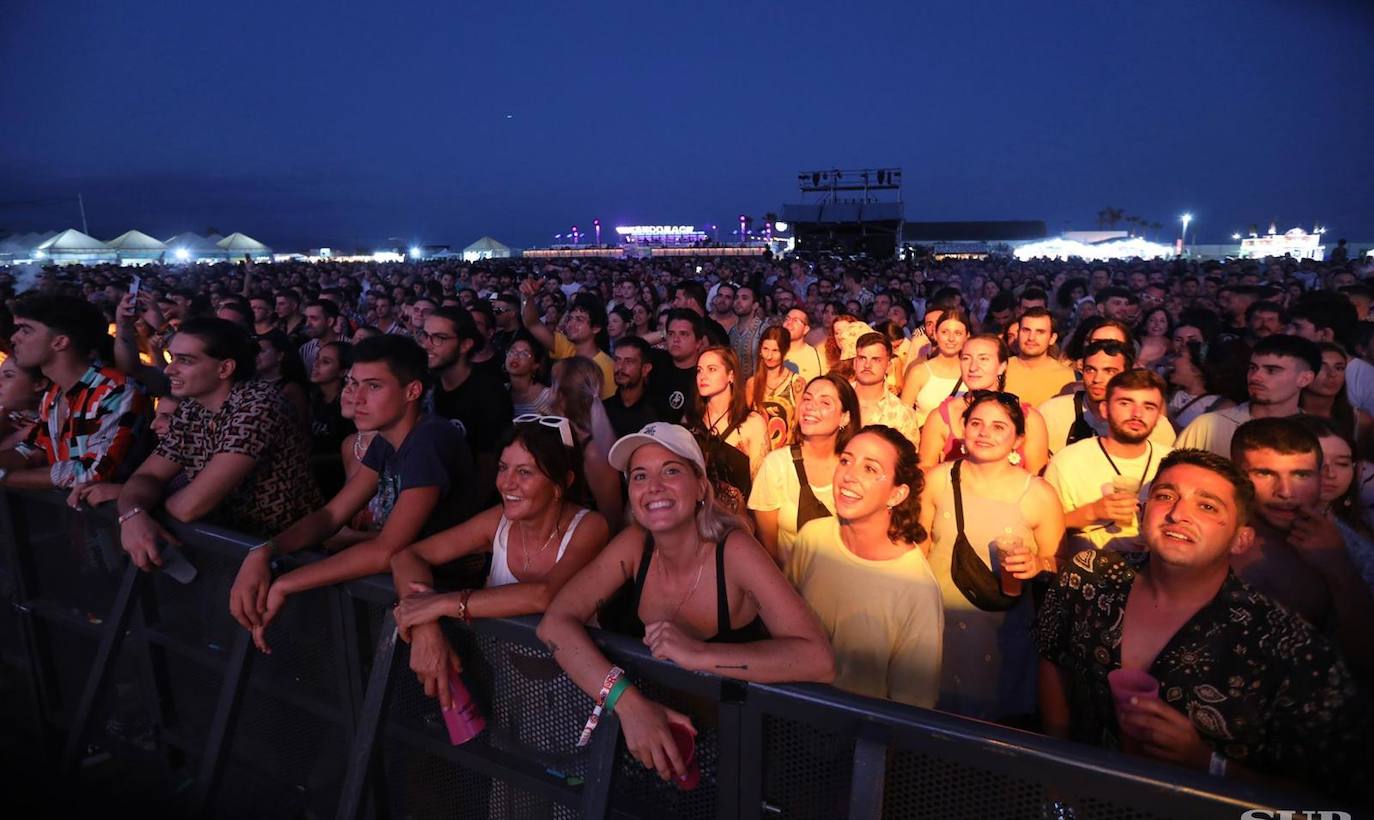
[854,425,927,545]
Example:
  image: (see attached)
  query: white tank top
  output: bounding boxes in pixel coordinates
[487,508,590,588]
[914,361,961,428]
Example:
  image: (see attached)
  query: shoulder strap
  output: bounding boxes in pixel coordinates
[790,442,807,479]
[633,532,654,610]
[557,509,590,556]
[951,460,967,536]
[947,375,964,398]
[1073,390,1085,422]
[715,537,730,635]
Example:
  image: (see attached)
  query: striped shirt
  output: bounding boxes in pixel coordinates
[16,364,149,488]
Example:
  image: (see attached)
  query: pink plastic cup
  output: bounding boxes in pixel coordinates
[669,721,700,791]
[1107,669,1158,741]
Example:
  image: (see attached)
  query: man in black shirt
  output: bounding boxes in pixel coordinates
[604,336,658,438]
[647,308,705,424]
[423,306,512,492]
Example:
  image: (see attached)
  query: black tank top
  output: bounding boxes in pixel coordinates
[625,533,769,644]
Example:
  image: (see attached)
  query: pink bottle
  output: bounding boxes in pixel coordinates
[442,667,486,745]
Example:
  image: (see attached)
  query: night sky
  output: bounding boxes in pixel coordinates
[4,0,1372,251]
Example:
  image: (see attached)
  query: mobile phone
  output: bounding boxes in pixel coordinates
[155,539,198,584]
[129,275,141,298]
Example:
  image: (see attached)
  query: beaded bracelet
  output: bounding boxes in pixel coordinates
[576,665,625,747]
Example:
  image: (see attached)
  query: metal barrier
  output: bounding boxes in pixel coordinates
[0,488,1320,819]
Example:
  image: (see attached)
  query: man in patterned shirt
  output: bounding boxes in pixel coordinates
[851,333,919,444]
[1036,449,1369,799]
[116,317,322,570]
[0,293,149,489]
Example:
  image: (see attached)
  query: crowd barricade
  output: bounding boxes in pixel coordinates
[0,488,1320,819]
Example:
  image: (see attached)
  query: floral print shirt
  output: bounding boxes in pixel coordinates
[1035,548,1370,799]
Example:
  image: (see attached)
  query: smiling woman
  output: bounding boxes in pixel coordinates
[537,422,835,782]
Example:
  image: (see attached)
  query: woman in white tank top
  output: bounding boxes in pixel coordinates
[392,421,610,705]
[901,308,970,427]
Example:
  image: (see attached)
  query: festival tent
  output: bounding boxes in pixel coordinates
[106,230,168,265]
[216,232,272,259]
[164,232,226,262]
[35,228,115,264]
[462,236,512,261]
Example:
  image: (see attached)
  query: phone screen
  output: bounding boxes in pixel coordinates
[129,275,142,297]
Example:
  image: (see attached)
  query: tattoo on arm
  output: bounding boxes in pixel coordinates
[618,559,631,581]
[716,663,749,670]
[744,588,762,615]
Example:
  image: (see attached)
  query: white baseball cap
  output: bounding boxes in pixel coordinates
[607,422,706,475]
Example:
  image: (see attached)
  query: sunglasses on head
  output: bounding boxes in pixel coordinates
[513,413,575,448]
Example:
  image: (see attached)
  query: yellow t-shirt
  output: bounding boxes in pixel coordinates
[787,517,944,707]
[551,332,616,400]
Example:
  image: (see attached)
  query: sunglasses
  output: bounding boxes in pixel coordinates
[513,413,575,448]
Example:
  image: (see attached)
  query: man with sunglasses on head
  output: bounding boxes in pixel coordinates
[488,292,522,356]
[229,334,476,654]
[1038,340,1175,455]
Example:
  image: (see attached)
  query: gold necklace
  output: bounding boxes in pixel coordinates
[519,513,561,572]
[661,543,710,624]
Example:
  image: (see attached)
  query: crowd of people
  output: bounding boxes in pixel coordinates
[1,249,1371,801]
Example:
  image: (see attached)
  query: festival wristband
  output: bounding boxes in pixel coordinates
[118,506,146,525]
[249,539,275,556]
[577,666,625,747]
[603,677,631,716]
[458,589,475,624]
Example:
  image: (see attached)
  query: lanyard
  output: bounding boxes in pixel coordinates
[1097,437,1153,488]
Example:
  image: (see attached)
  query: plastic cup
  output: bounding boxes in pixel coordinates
[989,535,1026,596]
[669,721,700,791]
[1107,668,1158,741]
[1102,478,1142,528]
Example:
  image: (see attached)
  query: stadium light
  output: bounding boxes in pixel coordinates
[174,248,190,261]
[409,246,422,259]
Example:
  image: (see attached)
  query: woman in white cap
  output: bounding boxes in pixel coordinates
[538,422,835,783]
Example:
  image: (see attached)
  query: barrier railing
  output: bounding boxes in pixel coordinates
[0,488,1323,819]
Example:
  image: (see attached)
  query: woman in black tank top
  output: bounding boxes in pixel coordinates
[539,423,836,783]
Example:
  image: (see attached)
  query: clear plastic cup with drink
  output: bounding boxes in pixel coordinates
[1101,476,1143,528]
[990,534,1029,596]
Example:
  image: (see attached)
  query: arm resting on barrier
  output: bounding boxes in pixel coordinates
[463,509,609,618]
[268,466,382,556]
[268,485,442,602]
[646,530,836,685]
[163,452,259,523]
[116,456,184,570]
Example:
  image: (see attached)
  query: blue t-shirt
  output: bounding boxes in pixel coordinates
[361,414,476,537]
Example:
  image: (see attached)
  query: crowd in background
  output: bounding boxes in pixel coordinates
[0,248,1371,801]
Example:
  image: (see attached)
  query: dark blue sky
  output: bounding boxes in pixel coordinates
[4,0,1371,250]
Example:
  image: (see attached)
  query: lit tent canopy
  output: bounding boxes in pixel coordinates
[462,236,512,261]
[105,230,168,264]
[1013,236,1174,261]
[216,232,272,259]
[35,228,114,264]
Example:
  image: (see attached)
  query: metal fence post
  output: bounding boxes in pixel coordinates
[188,627,255,814]
[847,735,889,820]
[335,610,399,820]
[59,562,146,772]
[577,710,621,819]
[0,491,59,757]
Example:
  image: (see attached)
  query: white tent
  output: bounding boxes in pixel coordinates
[106,230,168,265]
[217,232,272,259]
[462,236,512,261]
[35,228,114,264]
[164,232,226,262]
